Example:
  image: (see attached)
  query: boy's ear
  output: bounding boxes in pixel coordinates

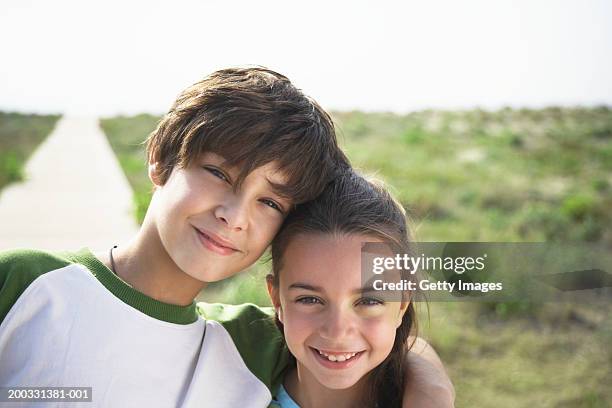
[148,162,163,186]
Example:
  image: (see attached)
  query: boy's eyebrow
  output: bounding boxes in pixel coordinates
[267,178,293,203]
[267,178,287,191]
[213,155,291,201]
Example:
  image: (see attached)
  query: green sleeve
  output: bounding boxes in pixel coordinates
[0,249,71,324]
[197,302,291,394]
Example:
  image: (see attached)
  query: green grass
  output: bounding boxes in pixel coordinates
[333,108,612,244]
[421,300,611,407]
[100,114,160,223]
[0,112,61,191]
[100,107,612,407]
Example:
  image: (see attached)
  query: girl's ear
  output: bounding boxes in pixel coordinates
[396,300,411,328]
[266,274,281,311]
[148,162,163,187]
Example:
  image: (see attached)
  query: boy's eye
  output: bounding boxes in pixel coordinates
[356,297,384,307]
[296,296,323,305]
[204,166,230,183]
[260,198,284,213]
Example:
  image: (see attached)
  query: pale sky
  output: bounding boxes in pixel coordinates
[1,0,610,115]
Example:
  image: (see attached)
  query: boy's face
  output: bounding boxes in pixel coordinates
[151,152,290,282]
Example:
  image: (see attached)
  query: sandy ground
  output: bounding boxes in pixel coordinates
[0,116,139,253]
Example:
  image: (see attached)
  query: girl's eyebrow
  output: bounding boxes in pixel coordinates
[288,283,377,295]
[288,283,321,292]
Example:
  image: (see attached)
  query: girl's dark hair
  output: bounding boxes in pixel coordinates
[270,170,417,408]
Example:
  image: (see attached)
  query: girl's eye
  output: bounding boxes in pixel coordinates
[260,198,283,213]
[296,296,323,305]
[356,297,384,307]
[204,166,230,183]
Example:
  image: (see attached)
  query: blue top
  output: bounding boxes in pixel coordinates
[271,384,300,408]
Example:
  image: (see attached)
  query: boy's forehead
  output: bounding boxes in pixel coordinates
[230,160,287,186]
[202,152,289,187]
[260,165,290,192]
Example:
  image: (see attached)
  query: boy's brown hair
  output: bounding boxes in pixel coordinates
[146,67,350,205]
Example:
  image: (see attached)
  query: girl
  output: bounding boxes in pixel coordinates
[267,170,418,408]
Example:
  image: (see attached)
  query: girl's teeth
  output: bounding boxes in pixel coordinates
[317,350,357,362]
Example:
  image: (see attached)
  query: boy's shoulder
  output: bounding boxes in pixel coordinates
[0,248,76,323]
[197,301,275,321]
[198,302,290,395]
[0,248,73,274]
[197,302,280,348]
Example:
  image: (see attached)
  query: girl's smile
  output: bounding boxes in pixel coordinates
[310,347,365,369]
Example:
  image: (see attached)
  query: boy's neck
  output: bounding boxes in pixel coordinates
[100,223,207,307]
[284,365,367,408]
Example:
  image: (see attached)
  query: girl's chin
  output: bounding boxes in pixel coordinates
[314,377,361,391]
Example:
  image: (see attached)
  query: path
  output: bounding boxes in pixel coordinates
[0,116,139,252]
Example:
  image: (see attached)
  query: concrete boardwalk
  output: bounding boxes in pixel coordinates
[0,116,139,253]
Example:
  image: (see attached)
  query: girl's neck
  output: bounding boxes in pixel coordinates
[100,219,206,306]
[284,365,368,408]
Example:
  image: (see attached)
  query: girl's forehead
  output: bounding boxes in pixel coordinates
[280,233,384,291]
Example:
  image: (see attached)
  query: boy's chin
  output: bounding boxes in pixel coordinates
[184,263,243,284]
[186,270,235,284]
[174,252,243,283]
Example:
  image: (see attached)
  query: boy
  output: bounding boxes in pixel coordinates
[0,67,453,407]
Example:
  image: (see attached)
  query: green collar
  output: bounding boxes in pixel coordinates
[67,248,199,325]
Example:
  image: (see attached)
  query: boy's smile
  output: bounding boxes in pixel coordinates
[151,152,289,283]
[193,227,242,255]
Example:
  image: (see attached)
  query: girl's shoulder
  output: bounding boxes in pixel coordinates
[270,384,300,408]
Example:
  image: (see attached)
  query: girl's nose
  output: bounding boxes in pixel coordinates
[319,306,354,340]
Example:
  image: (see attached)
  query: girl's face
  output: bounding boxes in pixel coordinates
[268,233,408,390]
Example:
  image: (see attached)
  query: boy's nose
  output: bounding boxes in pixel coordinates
[214,197,249,231]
